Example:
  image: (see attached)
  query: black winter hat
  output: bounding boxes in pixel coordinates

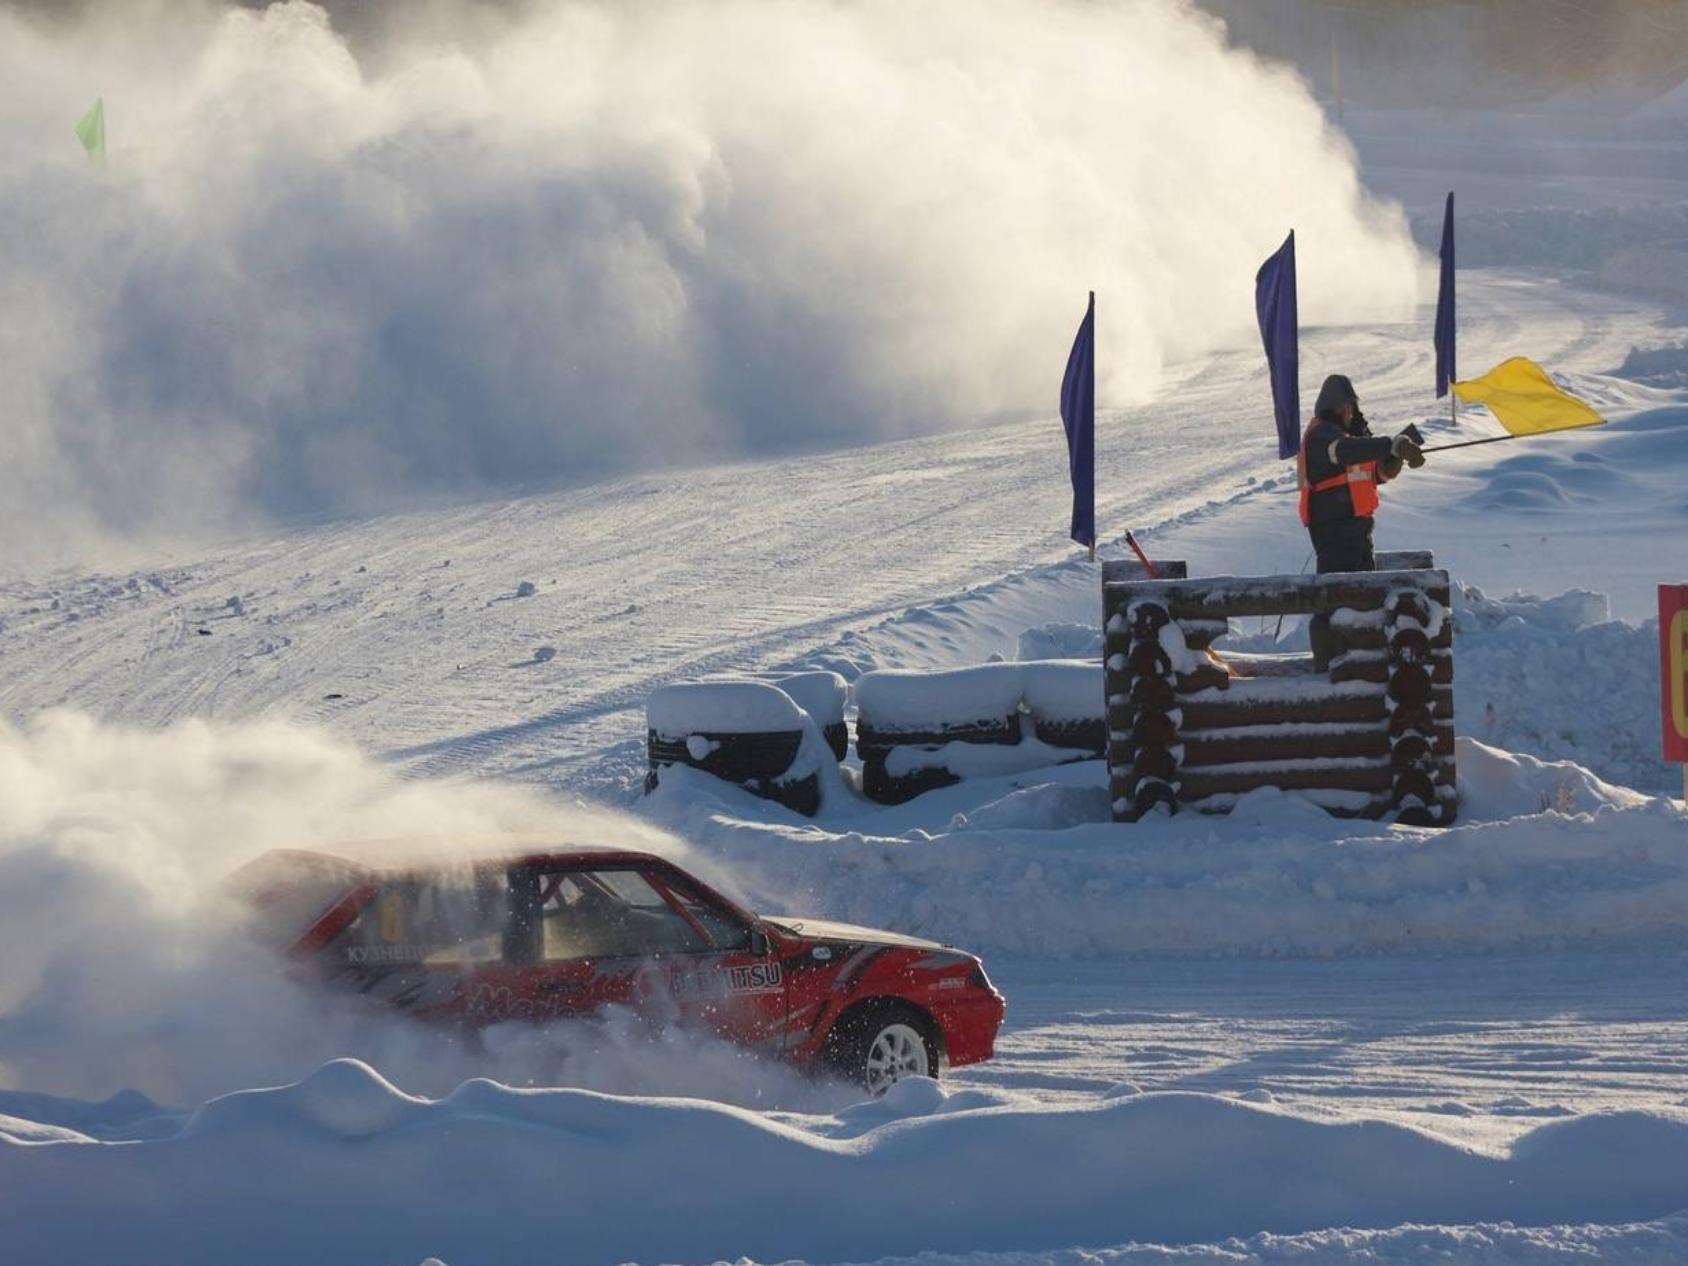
[1314,374,1358,420]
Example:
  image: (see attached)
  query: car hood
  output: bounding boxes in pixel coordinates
[763,916,955,953]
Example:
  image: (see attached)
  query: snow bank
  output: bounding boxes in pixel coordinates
[1017,622,1103,662]
[8,1063,1688,1266]
[646,680,805,737]
[1615,342,1688,390]
[645,745,1688,960]
[709,1216,1688,1266]
[1454,586,1675,795]
[1457,739,1650,821]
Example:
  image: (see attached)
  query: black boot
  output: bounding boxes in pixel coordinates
[1310,625,1338,673]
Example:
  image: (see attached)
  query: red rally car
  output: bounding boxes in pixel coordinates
[231,845,1006,1095]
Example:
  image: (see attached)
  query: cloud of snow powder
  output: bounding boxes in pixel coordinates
[0,0,1419,560]
[0,709,837,1109]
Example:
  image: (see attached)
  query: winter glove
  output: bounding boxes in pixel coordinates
[1391,431,1426,469]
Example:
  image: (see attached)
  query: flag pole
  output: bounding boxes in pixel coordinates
[1091,290,1098,565]
[1421,425,1600,455]
[1124,530,1159,579]
[1420,432,1515,455]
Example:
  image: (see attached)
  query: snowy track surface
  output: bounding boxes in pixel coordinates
[0,271,1675,794]
[963,952,1688,1150]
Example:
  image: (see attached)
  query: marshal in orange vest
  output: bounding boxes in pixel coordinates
[1297,418,1384,526]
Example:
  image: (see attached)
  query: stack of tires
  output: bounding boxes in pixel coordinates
[854,665,1025,805]
[775,671,849,762]
[1020,660,1106,758]
[645,680,823,816]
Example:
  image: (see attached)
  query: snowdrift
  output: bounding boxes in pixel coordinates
[1455,585,1679,795]
[644,740,1687,961]
[6,1058,1688,1266]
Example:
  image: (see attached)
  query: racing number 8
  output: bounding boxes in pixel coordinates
[1673,611,1688,741]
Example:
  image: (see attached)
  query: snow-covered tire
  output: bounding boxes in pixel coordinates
[859,758,959,805]
[856,714,1020,805]
[824,1002,941,1096]
[646,727,818,815]
[822,720,849,763]
[1031,717,1105,757]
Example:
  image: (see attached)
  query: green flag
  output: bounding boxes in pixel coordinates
[75,97,105,164]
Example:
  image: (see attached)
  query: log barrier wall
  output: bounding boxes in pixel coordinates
[1103,552,1457,826]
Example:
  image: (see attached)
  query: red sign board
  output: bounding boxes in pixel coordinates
[1663,585,1688,764]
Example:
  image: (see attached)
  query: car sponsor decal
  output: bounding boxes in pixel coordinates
[671,961,784,997]
[831,946,886,992]
[463,982,590,1022]
[343,943,428,965]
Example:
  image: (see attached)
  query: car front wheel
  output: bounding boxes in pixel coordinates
[827,1004,940,1096]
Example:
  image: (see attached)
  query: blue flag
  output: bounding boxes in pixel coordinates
[1435,191,1456,398]
[1254,231,1299,460]
[1059,291,1096,549]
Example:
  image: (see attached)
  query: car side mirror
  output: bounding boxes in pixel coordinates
[748,927,772,957]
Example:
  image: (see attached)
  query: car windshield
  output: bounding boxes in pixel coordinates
[536,867,745,960]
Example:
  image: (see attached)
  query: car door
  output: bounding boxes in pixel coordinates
[634,863,790,1053]
[320,867,511,1022]
[486,861,789,1051]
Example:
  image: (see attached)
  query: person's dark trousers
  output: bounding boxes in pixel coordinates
[1307,516,1376,668]
[1311,515,1375,574]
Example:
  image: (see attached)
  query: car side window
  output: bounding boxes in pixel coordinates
[532,867,722,961]
[652,872,753,954]
[328,872,507,967]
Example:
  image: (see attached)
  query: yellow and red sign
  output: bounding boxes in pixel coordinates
[1663,585,1688,765]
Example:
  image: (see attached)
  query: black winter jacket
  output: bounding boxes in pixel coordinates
[1301,416,1398,527]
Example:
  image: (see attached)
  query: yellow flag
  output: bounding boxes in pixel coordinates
[1452,357,1604,437]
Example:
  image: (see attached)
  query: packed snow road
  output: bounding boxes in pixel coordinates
[961,951,1688,1151]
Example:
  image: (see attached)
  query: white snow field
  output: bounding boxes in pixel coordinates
[4,5,1688,1265]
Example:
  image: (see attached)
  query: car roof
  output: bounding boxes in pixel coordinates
[243,840,671,880]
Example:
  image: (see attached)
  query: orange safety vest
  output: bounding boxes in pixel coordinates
[1297,419,1382,526]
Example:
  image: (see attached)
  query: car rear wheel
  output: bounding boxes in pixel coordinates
[826,1003,940,1096]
